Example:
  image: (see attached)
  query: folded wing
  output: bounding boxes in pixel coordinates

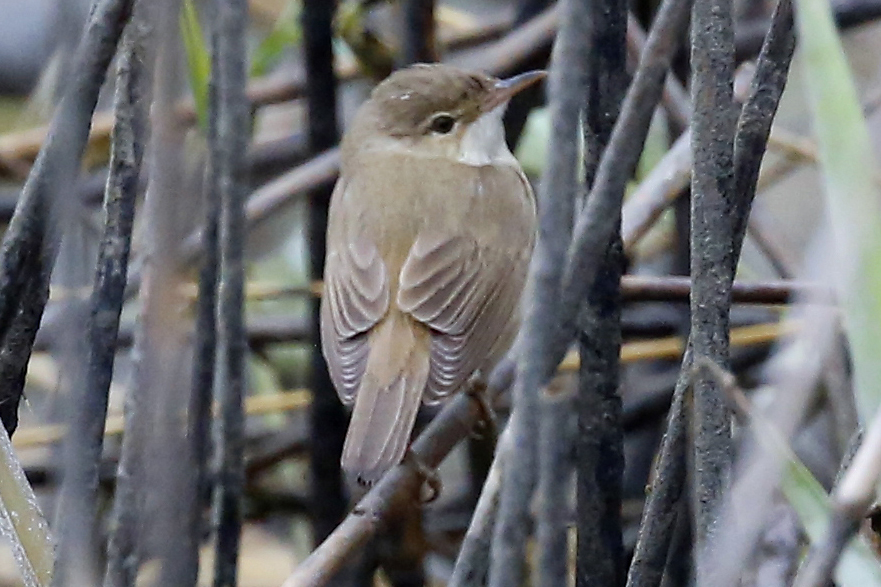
[397,231,524,403]
[320,231,390,405]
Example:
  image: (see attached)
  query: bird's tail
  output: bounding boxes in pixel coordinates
[341,312,430,488]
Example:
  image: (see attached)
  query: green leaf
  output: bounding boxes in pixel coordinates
[636,108,669,183]
[0,423,53,587]
[513,106,550,176]
[781,443,881,585]
[251,0,303,78]
[795,0,881,424]
[747,391,881,585]
[179,0,211,132]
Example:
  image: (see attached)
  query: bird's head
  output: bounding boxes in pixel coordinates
[344,63,546,167]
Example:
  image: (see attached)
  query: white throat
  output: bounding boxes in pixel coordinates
[458,104,519,167]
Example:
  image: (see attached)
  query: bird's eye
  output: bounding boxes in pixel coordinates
[429,114,456,134]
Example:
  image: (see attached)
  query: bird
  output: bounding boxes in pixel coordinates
[320,63,543,488]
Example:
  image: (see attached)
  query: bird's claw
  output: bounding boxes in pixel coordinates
[465,371,497,440]
[404,450,441,504]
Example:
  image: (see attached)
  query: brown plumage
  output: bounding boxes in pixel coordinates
[320,63,542,487]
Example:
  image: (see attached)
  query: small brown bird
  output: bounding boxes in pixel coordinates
[320,63,542,487]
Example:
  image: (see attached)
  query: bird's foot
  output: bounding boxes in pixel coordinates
[465,371,497,440]
[403,450,441,504]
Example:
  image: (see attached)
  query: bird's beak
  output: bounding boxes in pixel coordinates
[483,70,547,112]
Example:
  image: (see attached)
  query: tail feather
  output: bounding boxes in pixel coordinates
[341,313,430,487]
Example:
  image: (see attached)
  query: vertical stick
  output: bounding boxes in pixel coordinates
[210,0,250,584]
[575,0,628,582]
[0,0,135,436]
[181,41,220,587]
[49,1,138,585]
[401,0,437,64]
[301,0,346,550]
[537,383,576,587]
[489,0,584,583]
[689,0,736,566]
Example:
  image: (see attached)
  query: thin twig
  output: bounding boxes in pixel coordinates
[538,381,577,587]
[449,427,511,587]
[489,0,585,582]
[210,0,250,584]
[730,0,795,254]
[0,0,135,437]
[574,0,628,582]
[301,0,346,552]
[59,10,147,587]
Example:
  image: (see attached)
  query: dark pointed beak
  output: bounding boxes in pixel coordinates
[483,70,547,112]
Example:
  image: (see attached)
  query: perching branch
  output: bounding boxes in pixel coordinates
[281,365,515,587]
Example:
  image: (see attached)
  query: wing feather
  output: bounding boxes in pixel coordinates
[320,233,390,405]
[397,233,525,402]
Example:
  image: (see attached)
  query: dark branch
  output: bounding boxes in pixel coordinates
[627,3,795,584]
[59,10,146,587]
[0,0,134,436]
[210,0,250,584]
[575,0,628,582]
[688,0,737,560]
